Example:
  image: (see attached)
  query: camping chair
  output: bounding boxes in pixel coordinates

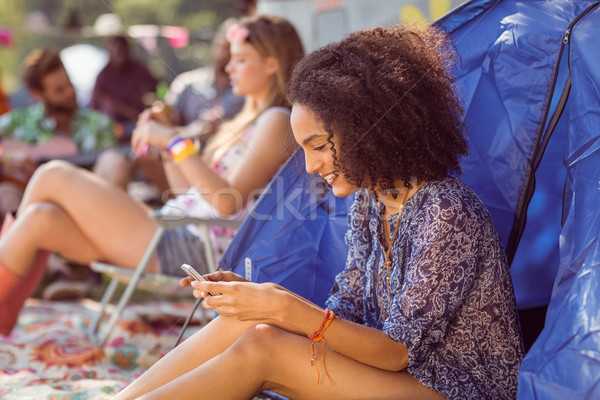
[88,211,240,347]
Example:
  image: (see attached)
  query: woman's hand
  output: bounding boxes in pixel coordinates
[190,279,287,323]
[131,120,175,156]
[179,270,248,289]
[147,101,173,127]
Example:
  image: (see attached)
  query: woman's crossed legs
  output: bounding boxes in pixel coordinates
[0,159,160,277]
[114,316,445,400]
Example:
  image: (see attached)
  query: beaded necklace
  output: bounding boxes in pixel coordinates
[375,186,411,325]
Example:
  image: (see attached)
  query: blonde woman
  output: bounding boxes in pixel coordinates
[0,15,304,336]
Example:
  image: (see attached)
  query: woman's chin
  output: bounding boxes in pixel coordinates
[331,185,357,198]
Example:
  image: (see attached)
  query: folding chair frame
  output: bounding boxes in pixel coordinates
[88,209,241,347]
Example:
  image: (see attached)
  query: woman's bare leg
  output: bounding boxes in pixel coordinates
[115,320,445,400]
[0,202,103,276]
[113,316,257,399]
[0,160,159,278]
[13,160,159,269]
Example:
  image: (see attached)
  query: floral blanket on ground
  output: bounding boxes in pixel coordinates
[0,298,202,399]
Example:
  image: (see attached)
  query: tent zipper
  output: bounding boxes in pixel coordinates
[505,1,600,265]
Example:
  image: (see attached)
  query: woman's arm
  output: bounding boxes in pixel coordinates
[159,148,191,193]
[191,279,409,372]
[133,109,292,216]
[132,107,192,192]
[178,109,292,215]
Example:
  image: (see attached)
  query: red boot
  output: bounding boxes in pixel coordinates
[0,213,50,335]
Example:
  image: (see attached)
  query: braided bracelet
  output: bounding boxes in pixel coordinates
[308,309,336,386]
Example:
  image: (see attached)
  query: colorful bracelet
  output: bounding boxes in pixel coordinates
[166,137,198,163]
[308,309,337,386]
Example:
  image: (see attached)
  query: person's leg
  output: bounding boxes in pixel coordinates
[0,204,85,334]
[1,202,106,277]
[0,161,162,333]
[92,148,133,191]
[0,251,48,335]
[16,160,158,270]
[113,316,257,399]
[42,149,134,300]
[114,318,445,400]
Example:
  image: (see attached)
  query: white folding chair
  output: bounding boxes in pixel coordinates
[87,209,241,347]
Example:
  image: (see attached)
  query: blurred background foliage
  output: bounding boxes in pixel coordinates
[0,0,240,98]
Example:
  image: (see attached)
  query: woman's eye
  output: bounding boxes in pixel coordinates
[313,145,326,151]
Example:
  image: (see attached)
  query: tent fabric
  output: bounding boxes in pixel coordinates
[218,1,600,396]
[437,0,582,309]
[219,149,352,307]
[436,1,600,398]
[518,5,600,399]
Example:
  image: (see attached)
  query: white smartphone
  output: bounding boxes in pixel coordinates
[180,263,205,281]
[180,264,215,296]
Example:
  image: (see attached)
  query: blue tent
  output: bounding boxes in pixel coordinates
[436,1,600,398]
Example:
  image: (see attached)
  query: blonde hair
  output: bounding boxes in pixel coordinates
[203,15,304,163]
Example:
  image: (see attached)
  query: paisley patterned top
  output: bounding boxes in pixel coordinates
[326,177,524,399]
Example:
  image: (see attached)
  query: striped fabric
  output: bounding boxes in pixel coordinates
[156,227,208,277]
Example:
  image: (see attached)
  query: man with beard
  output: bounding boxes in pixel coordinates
[0,48,117,301]
[0,48,116,216]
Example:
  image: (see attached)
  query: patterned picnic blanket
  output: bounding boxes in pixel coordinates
[0,298,204,399]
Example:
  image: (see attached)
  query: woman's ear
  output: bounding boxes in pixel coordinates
[264,56,279,76]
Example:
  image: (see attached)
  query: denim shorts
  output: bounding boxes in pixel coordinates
[156,227,208,277]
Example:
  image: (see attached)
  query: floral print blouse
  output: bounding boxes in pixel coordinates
[326,177,524,399]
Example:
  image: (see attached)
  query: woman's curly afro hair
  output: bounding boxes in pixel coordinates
[287,25,467,194]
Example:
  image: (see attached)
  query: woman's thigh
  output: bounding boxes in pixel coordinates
[263,328,445,400]
[19,160,159,268]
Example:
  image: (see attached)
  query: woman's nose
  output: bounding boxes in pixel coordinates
[304,152,323,175]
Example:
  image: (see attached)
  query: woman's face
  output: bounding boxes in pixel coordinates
[291,104,360,198]
[225,41,276,97]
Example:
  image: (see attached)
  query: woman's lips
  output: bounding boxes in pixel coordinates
[321,172,337,185]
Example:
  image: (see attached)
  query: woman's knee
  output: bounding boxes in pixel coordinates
[232,324,286,366]
[30,160,79,189]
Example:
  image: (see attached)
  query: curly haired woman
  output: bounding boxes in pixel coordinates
[112,25,524,400]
